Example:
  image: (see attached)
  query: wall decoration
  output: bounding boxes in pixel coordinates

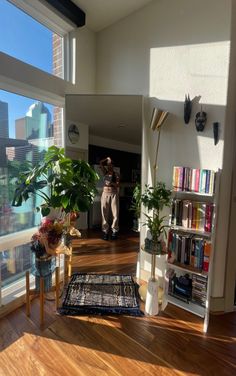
[67,123,80,144]
[195,106,207,132]
[66,121,88,150]
[213,122,219,145]
[184,94,192,124]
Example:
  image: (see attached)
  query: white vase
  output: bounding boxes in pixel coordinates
[42,207,64,221]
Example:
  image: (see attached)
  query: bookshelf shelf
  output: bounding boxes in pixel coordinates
[167,261,208,277]
[172,190,214,198]
[164,167,221,332]
[170,225,211,238]
[167,294,205,318]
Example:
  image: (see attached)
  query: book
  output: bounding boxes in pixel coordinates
[209,170,215,195]
[200,169,207,193]
[194,169,200,192]
[182,200,190,228]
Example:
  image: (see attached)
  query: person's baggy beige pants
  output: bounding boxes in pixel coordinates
[101,191,119,234]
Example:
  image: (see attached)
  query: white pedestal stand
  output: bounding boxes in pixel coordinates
[145,252,159,315]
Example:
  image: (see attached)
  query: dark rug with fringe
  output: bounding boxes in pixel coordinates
[59,273,143,316]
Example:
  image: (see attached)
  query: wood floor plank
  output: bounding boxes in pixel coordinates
[0,230,236,376]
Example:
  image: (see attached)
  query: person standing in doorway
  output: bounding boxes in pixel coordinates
[99,157,120,240]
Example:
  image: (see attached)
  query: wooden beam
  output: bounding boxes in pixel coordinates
[44,0,86,27]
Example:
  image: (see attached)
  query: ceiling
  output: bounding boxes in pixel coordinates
[72,0,153,32]
[66,95,143,146]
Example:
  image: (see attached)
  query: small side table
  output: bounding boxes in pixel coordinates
[140,245,166,316]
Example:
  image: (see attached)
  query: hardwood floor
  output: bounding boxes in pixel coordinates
[0,230,236,375]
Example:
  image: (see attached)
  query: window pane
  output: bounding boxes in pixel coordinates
[0,0,63,78]
[0,89,63,236]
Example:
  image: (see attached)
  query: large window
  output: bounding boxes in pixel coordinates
[0,0,64,78]
[0,1,66,310]
[0,90,63,237]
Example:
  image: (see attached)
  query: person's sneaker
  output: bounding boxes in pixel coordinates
[111,232,118,240]
[102,232,109,240]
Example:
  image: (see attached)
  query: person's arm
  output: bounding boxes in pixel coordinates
[99,157,109,174]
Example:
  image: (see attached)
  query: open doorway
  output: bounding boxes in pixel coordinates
[65,94,143,231]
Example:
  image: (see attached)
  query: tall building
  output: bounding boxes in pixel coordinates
[25,101,53,140]
[0,100,9,138]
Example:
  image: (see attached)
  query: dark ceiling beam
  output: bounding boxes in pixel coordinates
[44,0,86,27]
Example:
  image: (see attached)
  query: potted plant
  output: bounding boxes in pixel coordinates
[12,146,98,281]
[130,183,141,232]
[12,145,99,218]
[141,182,171,254]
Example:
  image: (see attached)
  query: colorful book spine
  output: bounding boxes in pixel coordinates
[191,169,196,192]
[204,204,213,232]
[209,171,215,195]
[200,169,207,193]
[205,170,210,194]
[182,200,190,228]
[203,241,211,272]
[194,169,200,192]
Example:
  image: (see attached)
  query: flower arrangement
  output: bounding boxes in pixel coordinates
[31,216,81,258]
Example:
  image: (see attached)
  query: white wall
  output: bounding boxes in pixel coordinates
[95,0,232,301]
[67,27,96,94]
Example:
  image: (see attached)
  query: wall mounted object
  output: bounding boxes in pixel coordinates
[213,122,219,145]
[195,106,207,132]
[184,94,192,124]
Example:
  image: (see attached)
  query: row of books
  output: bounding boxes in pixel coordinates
[192,274,207,307]
[170,199,213,232]
[172,166,216,194]
[167,231,211,272]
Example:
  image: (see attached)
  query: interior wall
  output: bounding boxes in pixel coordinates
[95,0,232,301]
[66,27,96,94]
[223,0,236,311]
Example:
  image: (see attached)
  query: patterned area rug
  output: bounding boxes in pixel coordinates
[59,273,143,316]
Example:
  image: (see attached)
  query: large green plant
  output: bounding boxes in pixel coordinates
[141,182,171,243]
[12,146,99,217]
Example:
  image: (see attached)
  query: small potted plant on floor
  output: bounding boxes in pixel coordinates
[141,182,171,254]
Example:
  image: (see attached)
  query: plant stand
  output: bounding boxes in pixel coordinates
[25,266,60,327]
[140,244,166,315]
[25,249,72,327]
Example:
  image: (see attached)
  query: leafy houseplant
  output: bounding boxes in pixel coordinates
[12,146,99,217]
[130,183,141,232]
[141,182,171,254]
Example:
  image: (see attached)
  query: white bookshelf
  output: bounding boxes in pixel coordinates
[164,169,221,332]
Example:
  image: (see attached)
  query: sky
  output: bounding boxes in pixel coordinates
[0,0,54,138]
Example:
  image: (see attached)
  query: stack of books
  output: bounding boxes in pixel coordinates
[172,166,216,195]
[168,231,211,271]
[170,199,214,232]
[192,274,208,307]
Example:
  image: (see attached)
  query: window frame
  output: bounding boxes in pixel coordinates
[0,0,73,313]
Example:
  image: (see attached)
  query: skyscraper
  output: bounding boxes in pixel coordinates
[0,100,9,138]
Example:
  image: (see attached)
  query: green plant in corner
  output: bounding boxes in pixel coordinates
[141,182,171,252]
[12,146,99,217]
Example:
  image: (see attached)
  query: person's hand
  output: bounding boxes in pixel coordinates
[107,157,111,164]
